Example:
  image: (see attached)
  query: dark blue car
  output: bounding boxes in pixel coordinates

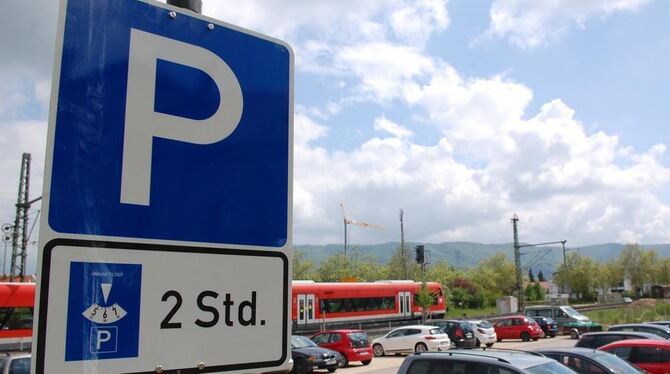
[533,316,559,338]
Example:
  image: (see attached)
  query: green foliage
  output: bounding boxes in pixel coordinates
[585,302,670,327]
[416,285,434,311]
[537,270,545,282]
[528,268,535,282]
[524,282,546,301]
[293,251,317,280]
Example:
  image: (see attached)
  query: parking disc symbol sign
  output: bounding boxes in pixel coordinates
[65,262,142,361]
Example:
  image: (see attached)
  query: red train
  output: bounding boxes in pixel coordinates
[292,281,446,326]
[0,282,35,350]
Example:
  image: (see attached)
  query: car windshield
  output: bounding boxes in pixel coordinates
[477,321,493,329]
[526,316,536,324]
[459,322,474,332]
[291,335,317,348]
[593,352,644,374]
[561,306,582,317]
[526,361,581,374]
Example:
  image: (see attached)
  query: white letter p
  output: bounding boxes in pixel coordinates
[121,28,243,206]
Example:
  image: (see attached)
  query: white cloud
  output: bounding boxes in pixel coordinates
[487,0,652,48]
[374,116,413,138]
[291,58,670,245]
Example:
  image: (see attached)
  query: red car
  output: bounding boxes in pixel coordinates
[599,339,670,374]
[492,316,544,342]
[311,329,373,367]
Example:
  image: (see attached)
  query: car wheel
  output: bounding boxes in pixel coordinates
[327,367,337,373]
[361,360,371,366]
[485,343,494,348]
[373,344,385,357]
[521,332,531,342]
[532,337,539,341]
[338,356,349,368]
[415,343,428,353]
[475,338,481,347]
[570,329,579,339]
[293,358,308,374]
[550,333,556,338]
[496,338,502,342]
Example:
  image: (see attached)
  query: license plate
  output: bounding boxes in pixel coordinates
[326,359,336,365]
[360,352,369,355]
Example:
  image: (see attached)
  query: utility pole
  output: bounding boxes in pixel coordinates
[562,240,567,267]
[166,0,202,13]
[400,209,407,279]
[512,214,523,311]
[343,215,348,260]
[10,154,31,282]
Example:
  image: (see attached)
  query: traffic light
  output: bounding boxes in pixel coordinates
[415,245,425,264]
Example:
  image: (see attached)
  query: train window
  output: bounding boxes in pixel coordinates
[0,308,33,330]
[321,297,396,313]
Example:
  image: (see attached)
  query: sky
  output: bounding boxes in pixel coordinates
[1,0,669,256]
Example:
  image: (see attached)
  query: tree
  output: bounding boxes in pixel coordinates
[620,244,656,295]
[534,282,545,301]
[415,284,434,323]
[293,251,317,280]
[528,268,535,282]
[537,270,545,282]
[387,245,414,280]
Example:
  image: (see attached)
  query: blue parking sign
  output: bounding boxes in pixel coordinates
[48,0,292,247]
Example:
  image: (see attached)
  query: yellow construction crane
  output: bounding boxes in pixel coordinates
[340,203,383,259]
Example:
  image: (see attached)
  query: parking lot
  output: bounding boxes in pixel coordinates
[323,335,576,374]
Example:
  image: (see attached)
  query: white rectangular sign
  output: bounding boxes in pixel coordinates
[38,240,288,373]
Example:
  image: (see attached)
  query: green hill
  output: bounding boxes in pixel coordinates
[295,242,670,278]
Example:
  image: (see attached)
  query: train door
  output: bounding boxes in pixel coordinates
[398,291,411,317]
[296,294,316,325]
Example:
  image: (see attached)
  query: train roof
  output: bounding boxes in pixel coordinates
[0,282,36,307]
[292,281,442,290]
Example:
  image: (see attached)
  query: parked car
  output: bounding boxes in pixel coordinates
[290,335,340,374]
[430,320,477,348]
[534,347,644,373]
[0,352,31,374]
[576,331,664,349]
[310,329,373,367]
[468,319,497,347]
[599,339,670,374]
[531,316,558,338]
[647,321,670,328]
[608,323,670,339]
[397,349,578,374]
[524,305,602,338]
[492,316,544,342]
[371,325,450,357]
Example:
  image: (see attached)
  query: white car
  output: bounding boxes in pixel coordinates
[468,320,497,347]
[371,325,451,356]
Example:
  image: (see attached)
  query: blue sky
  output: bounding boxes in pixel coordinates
[1,0,669,259]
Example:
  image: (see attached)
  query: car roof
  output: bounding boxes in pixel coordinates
[313,329,365,334]
[610,323,670,330]
[599,338,670,349]
[581,331,661,338]
[391,325,441,331]
[0,352,31,359]
[534,347,601,356]
[441,349,555,369]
